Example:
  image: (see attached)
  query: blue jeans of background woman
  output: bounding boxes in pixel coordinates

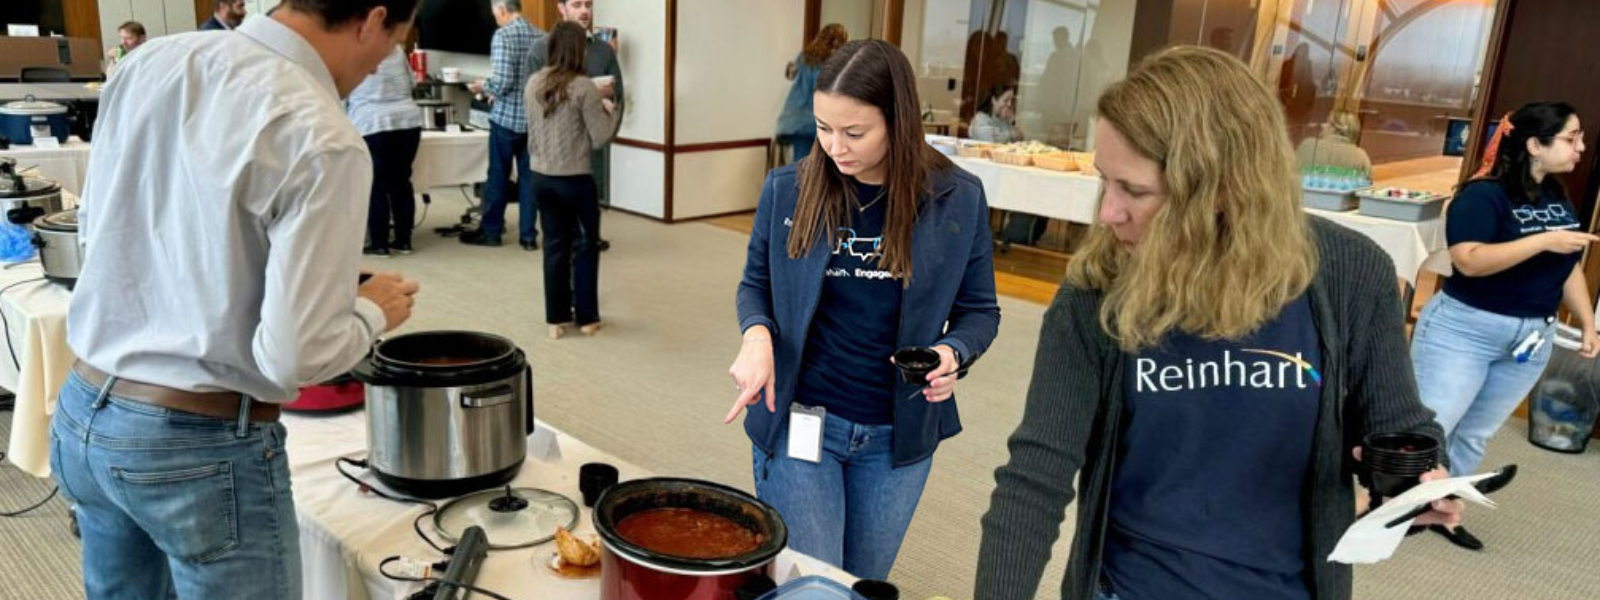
[534,172,601,325]
[1411,292,1556,476]
[364,127,421,250]
[50,372,299,599]
[751,410,933,580]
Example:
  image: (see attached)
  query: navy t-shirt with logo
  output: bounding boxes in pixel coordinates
[1104,295,1321,600]
[795,181,903,425]
[1443,180,1583,318]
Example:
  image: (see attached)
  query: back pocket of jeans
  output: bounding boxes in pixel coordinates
[110,462,239,563]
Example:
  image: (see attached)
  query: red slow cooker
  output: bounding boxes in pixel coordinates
[593,478,788,600]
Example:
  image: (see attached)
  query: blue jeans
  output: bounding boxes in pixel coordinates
[49,372,300,600]
[751,411,933,580]
[481,122,537,242]
[1411,292,1556,476]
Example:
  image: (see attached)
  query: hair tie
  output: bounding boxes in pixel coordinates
[1473,113,1514,179]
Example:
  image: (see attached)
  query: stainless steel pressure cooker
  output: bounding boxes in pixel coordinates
[32,209,81,287]
[352,331,533,499]
[0,158,63,228]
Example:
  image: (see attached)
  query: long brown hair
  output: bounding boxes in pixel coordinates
[788,39,953,284]
[1068,46,1317,350]
[538,21,588,117]
[801,23,848,67]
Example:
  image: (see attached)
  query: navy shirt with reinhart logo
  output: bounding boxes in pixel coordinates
[1443,179,1582,318]
[1105,295,1321,600]
[794,181,902,425]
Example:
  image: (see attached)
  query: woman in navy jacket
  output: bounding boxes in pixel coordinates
[724,39,1000,579]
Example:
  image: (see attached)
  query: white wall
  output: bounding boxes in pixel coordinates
[612,145,667,219]
[99,0,198,54]
[675,0,799,145]
[604,0,668,145]
[821,0,877,41]
[671,0,804,219]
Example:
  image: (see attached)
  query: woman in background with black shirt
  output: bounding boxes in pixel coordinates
[1410,102,1597,551]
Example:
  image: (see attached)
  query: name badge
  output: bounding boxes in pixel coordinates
[787,404,825,464]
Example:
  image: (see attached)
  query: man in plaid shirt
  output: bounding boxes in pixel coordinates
[465,0,543,249]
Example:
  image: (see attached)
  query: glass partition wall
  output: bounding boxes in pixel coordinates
[892,0,1499,254]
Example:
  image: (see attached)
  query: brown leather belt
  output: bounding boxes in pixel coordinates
[72,361,280,423]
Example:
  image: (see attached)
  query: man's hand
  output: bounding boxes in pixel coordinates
[358,272,421,333]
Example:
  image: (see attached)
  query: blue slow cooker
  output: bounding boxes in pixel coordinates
[0,98,71,146]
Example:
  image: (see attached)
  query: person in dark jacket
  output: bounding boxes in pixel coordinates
[200,0,246,31]
[726,39,1000,580]
[975,46,1461,600]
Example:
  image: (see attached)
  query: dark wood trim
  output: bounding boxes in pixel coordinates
[614,137,668,152]
[883,0,905,46]
[665,0,678,223]
[676,139,770,153]
[195,0,213,28]
[531,1,563,32]
[675,208,758,222]
[606,204,669,223]
[63,0,102,42]
[1465,0,1514,181]
[803,0,821,46]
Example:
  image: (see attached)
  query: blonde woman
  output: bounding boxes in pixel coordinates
[975,47,1460,600]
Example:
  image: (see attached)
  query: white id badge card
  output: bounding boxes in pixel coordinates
[787,404,825,464]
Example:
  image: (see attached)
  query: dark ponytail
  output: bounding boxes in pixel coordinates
[1483,101,1577,204]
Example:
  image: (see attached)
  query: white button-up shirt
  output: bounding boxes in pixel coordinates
[69,16,386,403]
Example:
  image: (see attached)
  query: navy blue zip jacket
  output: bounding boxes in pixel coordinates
[736,163,1002,467]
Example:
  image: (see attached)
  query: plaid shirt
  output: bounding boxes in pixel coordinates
[486,17,539,132]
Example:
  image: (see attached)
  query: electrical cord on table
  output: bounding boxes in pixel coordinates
[378,556,523,600]
[335,456,450,554]
[0,276,48,372]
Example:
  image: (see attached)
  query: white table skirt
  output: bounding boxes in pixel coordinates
[0,129,490,200]
[287,413,854,600]
[0,139,93,197]
[0,192,80,478]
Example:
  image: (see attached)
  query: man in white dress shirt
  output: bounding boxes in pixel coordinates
[51,1,421,598]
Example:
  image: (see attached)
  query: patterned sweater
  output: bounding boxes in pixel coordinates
[523,69,622,177]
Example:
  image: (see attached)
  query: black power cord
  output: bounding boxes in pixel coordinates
[1,383,60,518]
[335,457,450,554]
[378,556,522,600]
[0,276,47,372]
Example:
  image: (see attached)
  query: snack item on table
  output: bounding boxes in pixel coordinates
[1030,152,1077,172]
[555,526,601,567]
[996,140,1062,155]
[957,140,996,159]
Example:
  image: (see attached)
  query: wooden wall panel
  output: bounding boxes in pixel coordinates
[63,0,102,41]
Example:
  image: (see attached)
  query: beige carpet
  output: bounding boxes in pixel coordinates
[3,198,1599,599]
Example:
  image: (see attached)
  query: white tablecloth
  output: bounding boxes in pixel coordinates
[949,155,1448,283]
[413,129,489,191]
[0,139,93,197]
[1307,208,1451,284]
[0,263,75,478]
[0,192,79,478]
[287,413,853,600]
[0,129,490,200]
[951,156,1101,224]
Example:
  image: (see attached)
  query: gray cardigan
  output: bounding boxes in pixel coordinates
[975,218,1445,600]
[523,70,621,176]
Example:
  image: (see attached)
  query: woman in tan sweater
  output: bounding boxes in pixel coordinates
[525,21,622,339]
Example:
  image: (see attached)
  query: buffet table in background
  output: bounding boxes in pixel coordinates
[949,155,1450,284]
[0,129,491,198]
[288,412,854,600]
